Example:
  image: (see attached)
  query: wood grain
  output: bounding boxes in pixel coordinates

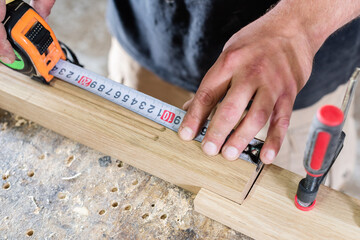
[0,66,257,204]
[194,164,360,240]
[2,66,359,238]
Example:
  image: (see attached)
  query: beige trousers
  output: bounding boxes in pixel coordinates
[108,38,357,190]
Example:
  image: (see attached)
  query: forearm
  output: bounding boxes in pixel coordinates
[268,0,360,53]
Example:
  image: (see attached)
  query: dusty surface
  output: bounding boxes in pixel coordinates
[1,0,360,239]
[0,110,251,239]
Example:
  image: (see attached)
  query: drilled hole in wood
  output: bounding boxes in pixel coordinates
[160,214,167,220]
[112,202,119,208]
[111,187,118,192]
[3,182,10,190]
[26,230,34,237]
[27,171,34,177]
[142,213,149,219]
[58,192,66,199]
[151,204,155,207]
[124,204,131,211]
[132,180,138,185]
[99,209,106,215]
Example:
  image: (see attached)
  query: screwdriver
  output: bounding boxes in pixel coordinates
[295,68,360,211]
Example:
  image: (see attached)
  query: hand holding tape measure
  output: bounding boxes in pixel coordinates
[0,0,54,64]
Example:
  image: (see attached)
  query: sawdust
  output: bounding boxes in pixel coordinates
[0,109,8,118]
[65,155,76,167]
[57,192,67,200]
[29,196,41,215]
[13,115,35,128]
[0,109,9,131]
[2,171,10,180]
[73,206,89,216]
[62,172,82,180]
[1,122,8,131]
[14,118,27,127]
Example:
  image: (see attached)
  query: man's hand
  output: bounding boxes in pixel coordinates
[0,0,55,64]
[179,12,313,164]
[0,0,15,63]
[178,0,360,164]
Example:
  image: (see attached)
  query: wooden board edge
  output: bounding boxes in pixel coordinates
[194,174,360,240]
[0,66,258,204]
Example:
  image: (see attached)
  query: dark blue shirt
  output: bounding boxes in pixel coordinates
[107,0,360,109]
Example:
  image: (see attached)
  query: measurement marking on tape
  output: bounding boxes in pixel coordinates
[50,59,263,164]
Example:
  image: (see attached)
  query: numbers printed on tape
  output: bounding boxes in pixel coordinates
[50,60,263,164]
[78,76,92,87]
[161,110,175,123]
[50,62,185,130]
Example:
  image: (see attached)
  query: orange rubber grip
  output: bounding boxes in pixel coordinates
[11,9,65,82]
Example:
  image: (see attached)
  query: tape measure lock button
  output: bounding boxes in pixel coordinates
[25,21,53,55]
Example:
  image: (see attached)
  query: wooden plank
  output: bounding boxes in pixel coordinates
[3,66,359,238]
[194,164,360,240]
[0,66,258,204]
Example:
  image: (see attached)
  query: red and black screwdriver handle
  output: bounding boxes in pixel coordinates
[295,105,344,211]
[303,105,344,176]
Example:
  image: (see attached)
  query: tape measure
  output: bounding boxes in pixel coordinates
[2,0,65,83]
[1,0,264,165]
[50,60,263,164]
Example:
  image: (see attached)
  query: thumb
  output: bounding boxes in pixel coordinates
[0,0,15,63]
[30,0,56,20]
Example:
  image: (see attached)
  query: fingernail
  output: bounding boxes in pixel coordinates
[179,126,194,141]
[0,57,12,64]
[202,141,218,156]
[223,146,239,160]
[264,149,275,163]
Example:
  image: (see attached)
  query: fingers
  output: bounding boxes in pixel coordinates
[178,63,231,141]
[182,95,194,111]
[221,88,275,160]
[179,49,296,163]
[201,80,254,156]
[260,94,293,164]
[0,0,15,64]
[30,0,56,19]
[0,0,56,64]
[0,0,5,20]
[0,25,15,63]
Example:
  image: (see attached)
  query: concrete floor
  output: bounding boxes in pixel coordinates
[1,2,356,240]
